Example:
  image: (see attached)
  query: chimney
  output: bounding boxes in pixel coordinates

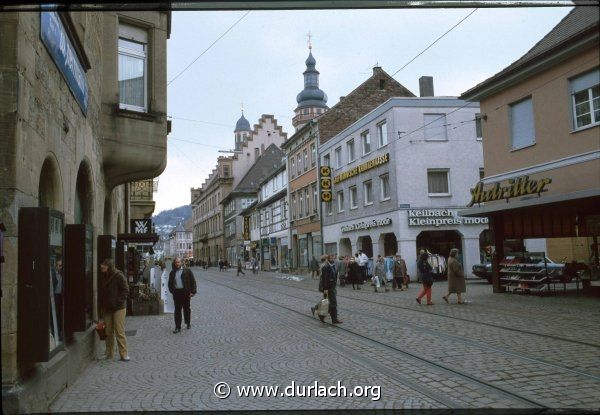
[419,76,434,97]
[373,66,383,75]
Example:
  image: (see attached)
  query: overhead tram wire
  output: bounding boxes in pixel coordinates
[390,8,478,78]
[167,11,251,86]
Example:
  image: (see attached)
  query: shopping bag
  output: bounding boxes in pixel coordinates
[316,298,330,317]
[95,321,107,341]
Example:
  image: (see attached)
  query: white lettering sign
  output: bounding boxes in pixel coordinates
[341,218,392,233]
[407,209,488,227]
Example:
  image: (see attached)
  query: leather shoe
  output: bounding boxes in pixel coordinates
[332,320,343,324]
[186,324,191,330]
[173,328,181,334]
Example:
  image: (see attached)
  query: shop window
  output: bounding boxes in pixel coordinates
[570,69,600,130]
[424,114,447,141]
[118,23,148,112]
[510,97,535,150]
[427,169,450,196]
[350,186,358,209]
[361,130,371,155]
[377,121,388,147]
[475,113,483,140]
[363,181,373,205]
[337,191,344,213]
[380,174,390,201]
[347,139,356,162]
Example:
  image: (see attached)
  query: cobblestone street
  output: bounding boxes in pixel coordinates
[50,267,600,412]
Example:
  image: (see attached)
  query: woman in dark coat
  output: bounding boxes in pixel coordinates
[347,256,361,290]
[444,248,466,304]
[416,252,434,305]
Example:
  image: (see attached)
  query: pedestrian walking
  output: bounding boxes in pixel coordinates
[237,258,246,276]
[358,250,369,283]
[98,259,130,361]
[168,257,197,333]
[337,255,348,287]
[373,256,388,292]
[347,256,361,290]
[443,248,466,304]
[311,254,342,324]
[252,257,259,274]
[392,254,407,291]
[310,256,319,279]
[416,252,434,305]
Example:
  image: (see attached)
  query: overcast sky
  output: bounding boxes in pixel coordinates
[155,5,573,214]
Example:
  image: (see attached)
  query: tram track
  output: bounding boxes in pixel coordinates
[215,270,600,349]
[203,274,551,409]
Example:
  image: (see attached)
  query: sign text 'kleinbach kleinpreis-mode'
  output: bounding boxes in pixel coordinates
[408,209,488,227]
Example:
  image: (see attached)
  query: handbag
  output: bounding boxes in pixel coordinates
[95,321,107,341]
[316,296,330,317]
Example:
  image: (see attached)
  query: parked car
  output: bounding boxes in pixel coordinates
[472,253,565,283]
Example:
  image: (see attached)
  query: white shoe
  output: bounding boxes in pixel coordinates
[120,355,131,362]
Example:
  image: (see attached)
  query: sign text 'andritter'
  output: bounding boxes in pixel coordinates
[467,175,552,207]
[341,218,392,233]
[333,153,390,185]
[40,11,89,114]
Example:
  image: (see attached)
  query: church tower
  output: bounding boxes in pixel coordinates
[293,35,328,131]
[234,108,252,151]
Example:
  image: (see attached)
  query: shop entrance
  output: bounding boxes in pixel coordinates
[358,235,373,258]
[379,233,397,256]
[416,230,462,260]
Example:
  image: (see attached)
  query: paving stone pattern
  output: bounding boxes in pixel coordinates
[49,267,600,411]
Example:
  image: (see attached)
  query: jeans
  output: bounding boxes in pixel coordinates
[173,289,191,329]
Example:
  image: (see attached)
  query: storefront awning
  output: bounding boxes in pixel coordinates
[458,189,600,218]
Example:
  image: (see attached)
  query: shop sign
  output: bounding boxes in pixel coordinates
[130,219,152,234]
[243,216,250,240]
[408,209,488,226]
[40,11,89,114]
[319,166,332,202]
[341,217,392,233]
[333,153,390,185]
[467,175,552,207]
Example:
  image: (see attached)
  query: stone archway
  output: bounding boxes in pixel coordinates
[74,160,94,225]
[339,238,352,258]
[379,232,398,257]
[38,154,63,211]
[357,235,373,258]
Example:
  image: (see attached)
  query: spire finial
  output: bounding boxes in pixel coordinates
[307,31,312,50]
[241,101,244,115]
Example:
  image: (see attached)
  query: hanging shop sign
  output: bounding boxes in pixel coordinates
[467,175,552,207]
[333,153,390,185]
[40,11,89,114]
[130,219,152,234]
[243,216,250,240]
[320,166,332,202]
[341,217,392,233]
[408,209,488,226]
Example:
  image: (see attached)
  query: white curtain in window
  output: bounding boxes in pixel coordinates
[428,171,449,194]
[510,98,535,149]
[118,52,145,108]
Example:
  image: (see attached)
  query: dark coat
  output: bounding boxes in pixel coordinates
[168,268,197,296]
[99,270,129,313]
[319,262,337,292]
[417,258,434,286]
[347,262,361,284]
[393,259,407,278]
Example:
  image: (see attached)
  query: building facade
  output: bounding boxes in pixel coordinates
[257,164,288,271]
[459,6,599,293]
[0,10,170,413]
[320,94,487,278]
[168,221,193,260]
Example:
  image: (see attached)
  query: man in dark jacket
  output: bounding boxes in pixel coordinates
[168,257,197,333]
[313,254,343,324]
[99,259,130,361]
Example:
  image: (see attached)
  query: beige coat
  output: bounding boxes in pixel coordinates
[447,257,466,294]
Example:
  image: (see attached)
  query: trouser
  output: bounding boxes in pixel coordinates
[173,289,191,329]
[328,287,338,321]
[359,266,367,282]
[417,283,432,303]
[104,308,128,358]
[392,277,404,290]
[237,268,245,276]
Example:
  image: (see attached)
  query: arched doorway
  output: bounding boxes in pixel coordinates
[339,238,352,257]
[379,233,397,256]
[416,230,462,260]
[38,155,63,210]
[357,235,373,258]
[74,161,94,225]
